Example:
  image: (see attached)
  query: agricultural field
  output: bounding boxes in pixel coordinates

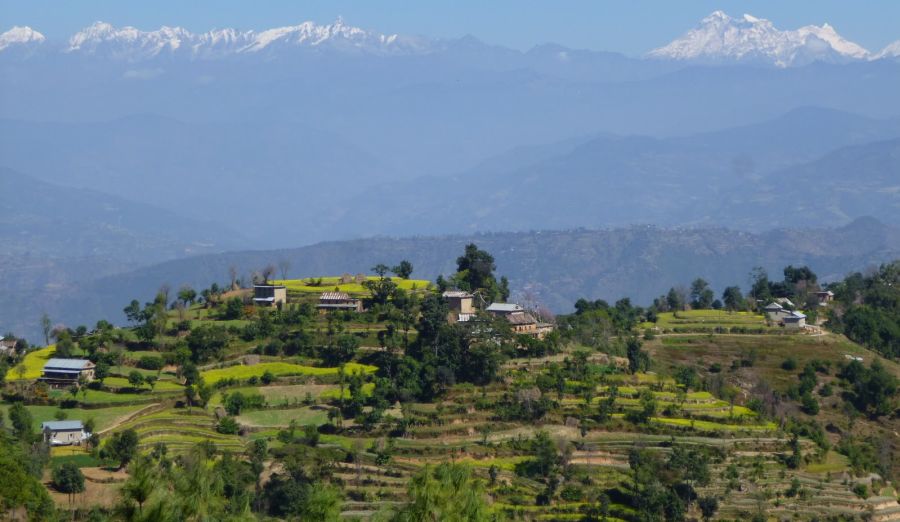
[200,361,377,384]
[641,309,777,332]
[6,344,56,380]
[274,276,431,296]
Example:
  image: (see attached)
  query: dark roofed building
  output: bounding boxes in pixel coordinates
[253,284,287,307]
[486,302,554,339]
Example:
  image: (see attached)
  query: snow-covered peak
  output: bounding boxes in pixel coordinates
[648,11,870,67]
[0,26,46,51]
[63,19,431,60]
[874,40,900,60]
[69,21,203,60]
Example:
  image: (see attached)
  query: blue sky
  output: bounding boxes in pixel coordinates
[3,0,899,55]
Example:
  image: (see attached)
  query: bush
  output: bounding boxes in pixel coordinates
[216,416,240,434]
[781,358,798,371]
[559,484,583,501]
[137,356,164,370]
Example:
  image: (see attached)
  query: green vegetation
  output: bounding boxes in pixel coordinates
[200,361,377,384]
[1,251,898,521]
[275,275,431,295]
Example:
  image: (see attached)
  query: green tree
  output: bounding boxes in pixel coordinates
[390,463,493,522]
[452,243,506,302]
[698,496,719,522]
[9,402,33,442]
[223,297,244,320]
[392,260,414,279]
[128,370,144,390]
[122,457,156,514]
[40,312,52,346]
[177,286,197,306]
[55,330,76,358]
[102,429,139,469]
[0,436,54,517]
[666,287,683,312]
[690,278,714,309]
[51,462,85,504]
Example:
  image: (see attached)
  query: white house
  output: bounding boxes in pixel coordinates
[783,311,807,330]
[41,420,91,446]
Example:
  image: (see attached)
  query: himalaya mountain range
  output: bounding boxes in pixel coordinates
[3,11,900,64]
[2,11,900,339]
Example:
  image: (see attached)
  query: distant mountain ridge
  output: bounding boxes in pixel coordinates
[2,12,899,66]
[329,107,900,237]
[648,11,875,66]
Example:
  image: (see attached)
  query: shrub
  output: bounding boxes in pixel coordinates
[216,416,240,434]
[781,358,798,371]
[137,356,164,370]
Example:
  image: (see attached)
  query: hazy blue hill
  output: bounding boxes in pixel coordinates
[0,166,245,260]
[0,115,392,245]
[333,107,900,237]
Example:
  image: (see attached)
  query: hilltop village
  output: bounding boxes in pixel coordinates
[1,245,899,521]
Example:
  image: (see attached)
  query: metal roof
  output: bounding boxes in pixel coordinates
[41,420,84,431]
[442,291,473,298]
[763,302,783,310]
[43,358,92,370]
[507,313,538,325]
[486,303,524,313]
[320,292,354,301]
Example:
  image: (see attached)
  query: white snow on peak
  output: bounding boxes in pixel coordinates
[0,26,46,51]
[648,11,871,67]
[874,40,900,60]
[63,19,430,60]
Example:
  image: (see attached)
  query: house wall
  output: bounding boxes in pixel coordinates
[46,430,83,445]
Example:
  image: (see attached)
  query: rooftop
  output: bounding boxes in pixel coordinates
[43,358,93,370]
[442,291,473,298]
[320,291,354,301]
[486,303,525,313]
[41,420,84,431]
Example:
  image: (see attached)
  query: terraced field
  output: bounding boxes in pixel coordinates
[112,408,244,454]
[274,276,431,296]
[200,361,377,384]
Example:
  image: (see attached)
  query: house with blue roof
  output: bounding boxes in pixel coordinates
[40,358,95,385]
[41,420,91,446]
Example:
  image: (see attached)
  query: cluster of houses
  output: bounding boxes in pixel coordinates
[29,358,97,445]
[442,291,554,339]
[252,284,552,337]
[253,284,363,313]
[762,291,834,330]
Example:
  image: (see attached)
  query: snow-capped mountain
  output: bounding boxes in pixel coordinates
[648,11,870,67]
[875,41,900,61]
[62,19,431,60]
[0,26,46,51]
